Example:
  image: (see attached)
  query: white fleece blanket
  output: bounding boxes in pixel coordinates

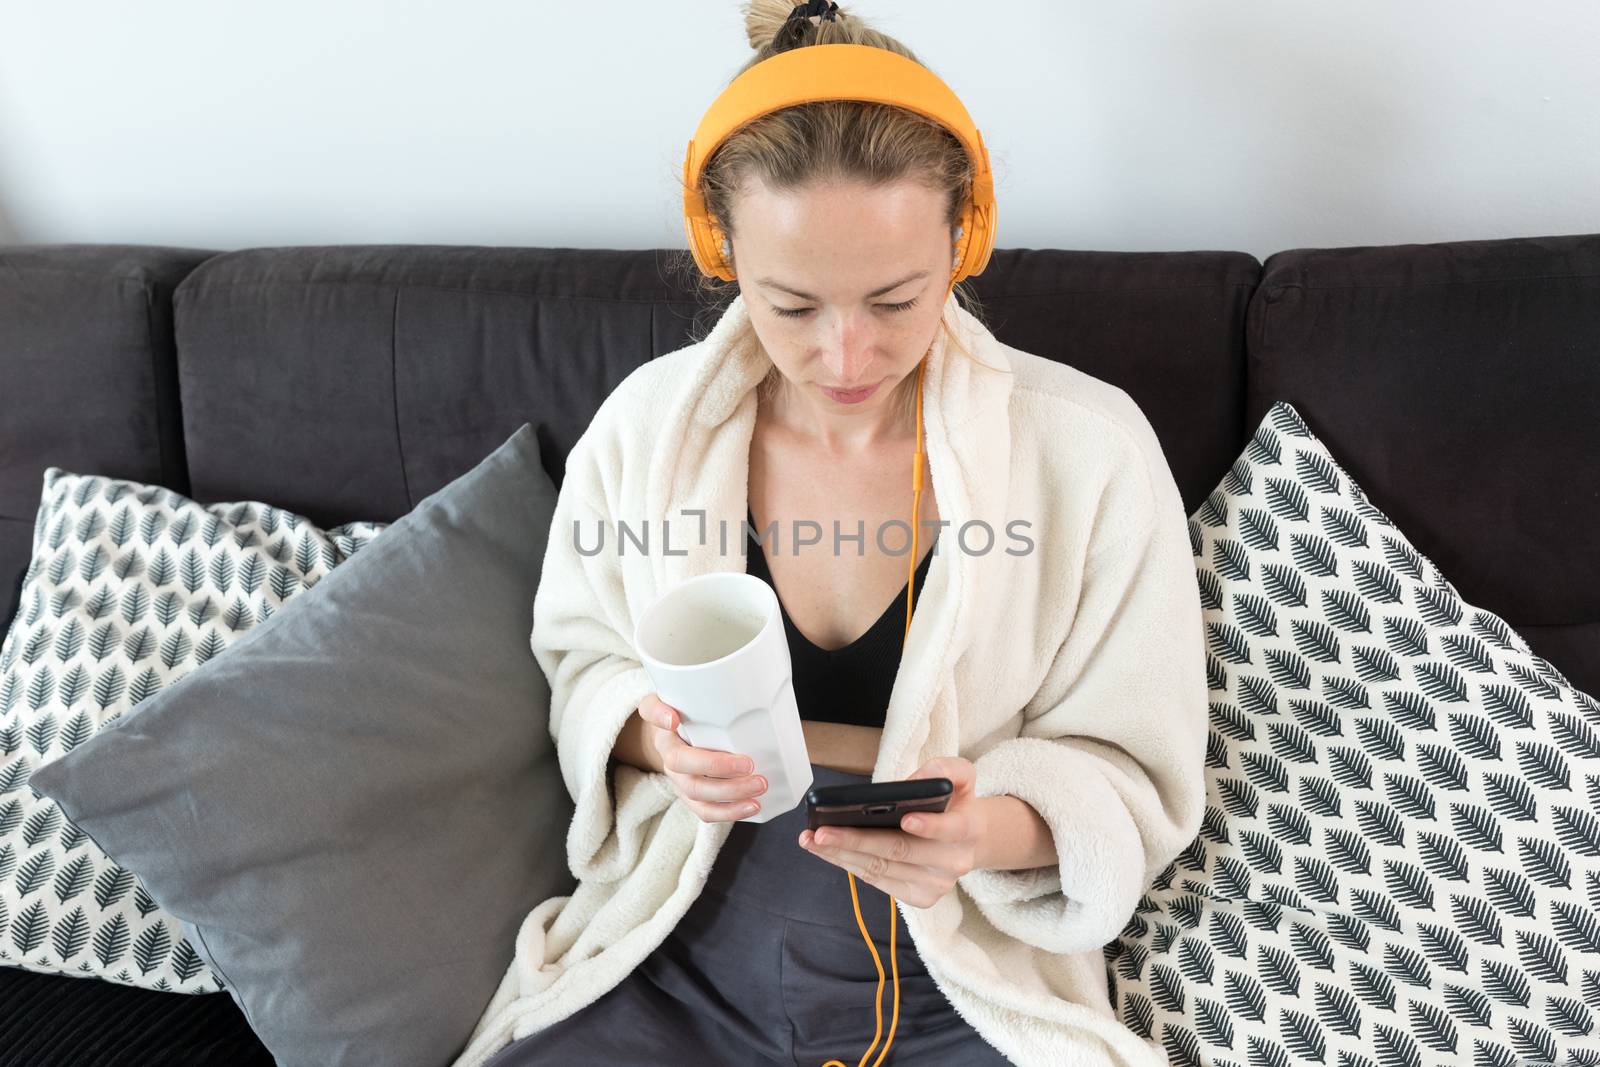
[451,289,1209,1067]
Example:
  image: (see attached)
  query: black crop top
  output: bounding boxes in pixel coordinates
[745,509,935,729]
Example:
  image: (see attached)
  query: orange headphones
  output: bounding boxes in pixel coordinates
[682,39,997,1067]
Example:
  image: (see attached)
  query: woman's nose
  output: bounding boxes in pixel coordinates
[822,311,876,382]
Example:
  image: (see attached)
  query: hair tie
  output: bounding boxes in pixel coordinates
[789,0,841,22]
[779,0,841,47]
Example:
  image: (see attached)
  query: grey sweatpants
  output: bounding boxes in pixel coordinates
[483,763,1016,1067]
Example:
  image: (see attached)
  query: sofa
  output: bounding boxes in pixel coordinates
[1,233,1596,1065]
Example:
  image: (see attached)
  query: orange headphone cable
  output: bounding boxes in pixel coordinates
[820,334,930,1067]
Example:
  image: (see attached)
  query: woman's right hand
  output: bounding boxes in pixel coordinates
[637,693,768,823]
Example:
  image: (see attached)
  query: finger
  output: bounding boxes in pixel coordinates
[907,755,962,779]
[803,841,924,896]
[681,770,767,805]
[641,695,680,731]
[642,721,686,778]
[645,720,688,774]
[809,824,968,873]
[664,742,757,781]
[898,807,976,843]
[690,796,764,823]
[909,755,976,794]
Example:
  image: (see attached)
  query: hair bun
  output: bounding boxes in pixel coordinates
[743,0,844,52]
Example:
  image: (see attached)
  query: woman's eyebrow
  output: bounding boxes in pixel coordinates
[756,270,930,301]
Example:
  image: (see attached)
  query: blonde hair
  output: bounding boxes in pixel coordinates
[670,0,1007,432]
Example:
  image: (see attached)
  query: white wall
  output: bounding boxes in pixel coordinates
[0,0,1595,260]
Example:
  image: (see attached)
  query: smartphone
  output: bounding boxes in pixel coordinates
[805,777,952,831]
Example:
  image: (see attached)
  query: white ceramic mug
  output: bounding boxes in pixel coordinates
[632,572,813,823]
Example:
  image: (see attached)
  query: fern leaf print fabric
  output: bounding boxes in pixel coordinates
[0,467,386,993]
[1106,402,1600,1067]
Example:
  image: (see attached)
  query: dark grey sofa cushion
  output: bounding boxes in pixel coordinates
[0,243,215,631]
[30,423,574,1067]
[1245,232,1600,697]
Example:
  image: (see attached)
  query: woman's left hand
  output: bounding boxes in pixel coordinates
[798,755,988,909]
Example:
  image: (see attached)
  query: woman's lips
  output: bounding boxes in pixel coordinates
[818,379,882,404]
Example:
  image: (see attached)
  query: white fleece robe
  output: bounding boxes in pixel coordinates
[451,288,1209,1067]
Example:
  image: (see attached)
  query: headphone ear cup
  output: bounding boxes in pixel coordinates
[952,203,996,281]
[684,205,736,281]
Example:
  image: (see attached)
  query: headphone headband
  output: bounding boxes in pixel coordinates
[682,43,997,284]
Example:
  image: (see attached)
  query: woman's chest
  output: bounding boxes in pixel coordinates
[747,436,940,653]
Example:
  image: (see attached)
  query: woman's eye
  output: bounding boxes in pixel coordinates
[772,297,920,320]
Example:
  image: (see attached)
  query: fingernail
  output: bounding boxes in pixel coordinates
[744,802,760,815]
[740,758,755,774]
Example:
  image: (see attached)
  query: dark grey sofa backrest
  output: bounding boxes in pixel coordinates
[1248,233,1600,695]
[2,236,1595,694]
[161,246,1255,530]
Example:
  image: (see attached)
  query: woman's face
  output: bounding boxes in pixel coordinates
[728,174,953,425]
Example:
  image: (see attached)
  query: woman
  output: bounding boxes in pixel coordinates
[454,4,1207,1066]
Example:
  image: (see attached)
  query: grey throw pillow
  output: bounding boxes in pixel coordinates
[30,423,575,1067]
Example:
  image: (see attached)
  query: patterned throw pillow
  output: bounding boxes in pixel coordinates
[1106,401,1600,1067]
[0,467,385,992]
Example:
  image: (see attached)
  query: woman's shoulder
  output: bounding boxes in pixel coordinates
[1001,344,1181,555]
[1004,345,1161,460]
